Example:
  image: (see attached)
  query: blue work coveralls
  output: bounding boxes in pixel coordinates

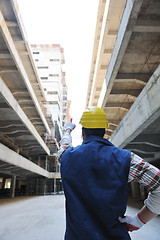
[61,135,131,240]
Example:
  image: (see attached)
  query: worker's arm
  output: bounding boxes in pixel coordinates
[138,204,157,223]
[57,119,76,163]
[119,203,159,231]
[119,153,160,231]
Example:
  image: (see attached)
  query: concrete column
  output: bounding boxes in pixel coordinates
[36,179,39,195]
[38,156,41,167]
[54,178,57,195]
[43,178,47,195]
[10,176,16,198]
[130,181,140,200]
[2,178,6,189]
[45,156,48,171]
[50,179,54,194]
[26,180,30,196]
[140,185,147,200]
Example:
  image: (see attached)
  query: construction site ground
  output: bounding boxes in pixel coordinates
[0,195,159,240]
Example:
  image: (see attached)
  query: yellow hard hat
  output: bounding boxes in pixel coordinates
[79,106,109,129]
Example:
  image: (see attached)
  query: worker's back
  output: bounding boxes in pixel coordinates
[61,135,131,240]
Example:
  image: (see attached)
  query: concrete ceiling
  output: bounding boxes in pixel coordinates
[0,0,54,177]
[86,0,127,108]
[86,0,160,164]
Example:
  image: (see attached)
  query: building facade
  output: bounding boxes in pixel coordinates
[31,44,68,143]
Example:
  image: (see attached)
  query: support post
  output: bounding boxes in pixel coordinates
[45,156,48,171]
[10,175,16,198]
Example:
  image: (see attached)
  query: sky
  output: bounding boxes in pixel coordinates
[17,0,99,146]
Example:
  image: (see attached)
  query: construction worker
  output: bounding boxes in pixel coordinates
[58,106,160,240]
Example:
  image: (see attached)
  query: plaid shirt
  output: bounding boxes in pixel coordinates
[129,153,160,192]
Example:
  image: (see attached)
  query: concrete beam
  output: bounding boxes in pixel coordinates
[0,66,17,71]
[0,10,51,135]
[0,120,22,128]
[133,26,160,33]
[125,144,160,153]
[134,19,160,33]
[108,30,118,35]
[0,143,50,178]
[0,53,12,59]
[105,106,128,112]
[115,73,150,85]
[116,73,151,80]
[49,172,61,179]
[110,65,160,148]
[105,102,133,109]
[6,21,18,27]
[0,77,50,155]
[104,49,113,54]
[107,119,120,125]
[108,94,136,102]
[111,89,142,96]
[100,65,108,70]
[133,134,160,147]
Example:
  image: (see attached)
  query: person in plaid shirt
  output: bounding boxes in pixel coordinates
[58,107,160,239]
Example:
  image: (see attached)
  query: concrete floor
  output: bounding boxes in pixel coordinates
[0,195,159,240]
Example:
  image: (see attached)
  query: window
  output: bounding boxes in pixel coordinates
[47,91,58,95]
[4,178,11,188]
[37,66,48,69]
[48,101,58,104]
[35,59,39,61]
[63,96,67,101]
[43,88,47,91]
[50,59,60,62]
[49,74,59,77]
[63,102,67,107]
[33,52,39,54]
[41,77,48,80]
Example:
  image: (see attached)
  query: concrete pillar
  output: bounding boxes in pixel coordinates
[130,181,140,200]
[49,179,54,194]
[140,185,147,200]
[43,178,47,195]
[54,178,57,195]
[38,156,41,167]
[36,178,40,195]
[10,176,16,198]
[26,179,34,196]
[26,180,30,196]
[2,178,6,189]
[45,156,48,171]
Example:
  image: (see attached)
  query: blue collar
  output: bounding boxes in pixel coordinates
[82,135,114,146]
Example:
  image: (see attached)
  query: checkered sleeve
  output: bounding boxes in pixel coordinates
[57,144,70,163]
[57,131,72,163]
[128,152,160,192]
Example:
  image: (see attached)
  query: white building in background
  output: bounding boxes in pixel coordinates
[31,44,68,142]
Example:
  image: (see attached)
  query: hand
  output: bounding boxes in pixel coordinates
[65,118,76,131]
[119,214,145,232]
